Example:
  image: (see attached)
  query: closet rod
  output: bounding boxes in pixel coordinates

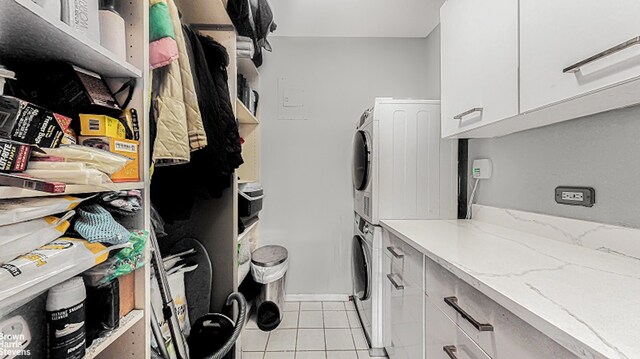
[190,23,236,32]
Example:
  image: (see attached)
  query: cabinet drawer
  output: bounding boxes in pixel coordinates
[425,298,490,359]
[424,257,578,359]
[385,232,424,288]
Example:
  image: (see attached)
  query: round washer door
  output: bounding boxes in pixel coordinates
[352,130,371,191]
[352,235,371,301]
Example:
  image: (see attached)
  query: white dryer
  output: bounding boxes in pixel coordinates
[352,98,457,225]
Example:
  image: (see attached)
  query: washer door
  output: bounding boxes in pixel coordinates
[352,130,371,191]
[352,235,371,301]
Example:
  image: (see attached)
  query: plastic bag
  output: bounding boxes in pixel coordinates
[251,258,289,284]
[83,230,148,287]
[0,196,89,226]
[151,264,198,350]
[23,168,112,185]
[32,144,131,175]
[0,211,74,265]
[0,237,130,309]
[27,161,86,171]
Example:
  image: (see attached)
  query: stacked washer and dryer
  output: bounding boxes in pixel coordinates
[351,98,457,356]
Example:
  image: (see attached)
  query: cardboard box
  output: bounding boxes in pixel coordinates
[0,96,66,148]
[0,139,31,172]
[78,136,139,182]
[118,272,135,318]
[80,114,126,140]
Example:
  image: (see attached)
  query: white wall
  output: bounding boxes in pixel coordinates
[259,37,434,295]
[468,106,640,228]
[270,0,444,38]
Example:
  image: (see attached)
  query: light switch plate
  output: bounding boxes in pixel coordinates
[555,187,595,207]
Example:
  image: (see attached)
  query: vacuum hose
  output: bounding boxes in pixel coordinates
[204,292,247,359]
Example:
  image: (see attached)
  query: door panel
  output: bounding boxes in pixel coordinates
[440,0,519,137]
[352,235,370,301]
[520,0,640,112]
[352,130,371,191]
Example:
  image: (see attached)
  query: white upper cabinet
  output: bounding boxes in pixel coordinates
[440,0,519,138]
[520,0,640,112]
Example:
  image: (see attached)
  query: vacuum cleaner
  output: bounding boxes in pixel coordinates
[149,230,247,359]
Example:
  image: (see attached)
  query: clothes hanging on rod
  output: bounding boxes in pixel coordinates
[151,27,243,222]
[150,0,207,166]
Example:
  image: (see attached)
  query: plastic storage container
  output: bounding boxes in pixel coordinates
[99,0,127,60]
[251,245,288,331]
[46,277,87,359]
[238,183,264,218]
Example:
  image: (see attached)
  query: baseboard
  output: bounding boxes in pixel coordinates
[286,294,351,302]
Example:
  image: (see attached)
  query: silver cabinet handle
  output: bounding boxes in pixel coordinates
[443,346,458,359]
[563,36,640,73]
[453,107,483,120]
[386,274,404,290]
[444,296,494,332]
[386,246,404,258]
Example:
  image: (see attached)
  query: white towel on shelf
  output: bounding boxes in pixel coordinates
[237,50,254,58]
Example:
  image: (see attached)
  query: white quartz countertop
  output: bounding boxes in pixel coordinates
[380,219,640,359]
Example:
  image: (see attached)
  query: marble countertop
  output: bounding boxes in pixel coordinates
[380,217,640,359]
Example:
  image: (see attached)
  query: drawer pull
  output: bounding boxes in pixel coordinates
[443,345,458,359]
[444,296,494,332]
[563,36,640,73]
[453,107,483,120]
[386,274,404,290]
[386,246,404,258]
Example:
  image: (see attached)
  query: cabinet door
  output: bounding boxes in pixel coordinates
[520,0,640,112]
[440,0,519,138]
[385,234,425,359]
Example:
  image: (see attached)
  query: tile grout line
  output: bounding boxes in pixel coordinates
[294,306,301,358]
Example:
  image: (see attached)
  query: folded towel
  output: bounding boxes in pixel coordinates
[237,49,254,58]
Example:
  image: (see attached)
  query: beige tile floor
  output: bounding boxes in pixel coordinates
[241,301,385,359]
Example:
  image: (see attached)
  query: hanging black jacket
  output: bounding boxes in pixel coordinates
[151,26,243,222]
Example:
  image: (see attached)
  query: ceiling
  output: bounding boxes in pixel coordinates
[268,0,445,38]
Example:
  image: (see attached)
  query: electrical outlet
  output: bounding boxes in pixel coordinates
[555,187,595,207]
[472,159,492,179]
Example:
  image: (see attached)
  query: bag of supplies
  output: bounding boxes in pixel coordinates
[0,211,74,265]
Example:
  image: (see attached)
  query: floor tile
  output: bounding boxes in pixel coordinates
[242,329,270,352]
[345,301,357,311]
[323,302,345,311]
[351,328,368,350]
[297,329,326,351]
[264,352,295,359]
[284,301,300,312]
[266,329,297,352]
[326,351,358,359]
[300,302,323,311]
[242,352,264,359]
[299,311,324,328]
[246,315,259,330]
[346,311,361,328]
[280,311,300,329]
[323,311,350,328]
[325,329,355,351]
[356,350,371,359]
[296,351,327,359]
